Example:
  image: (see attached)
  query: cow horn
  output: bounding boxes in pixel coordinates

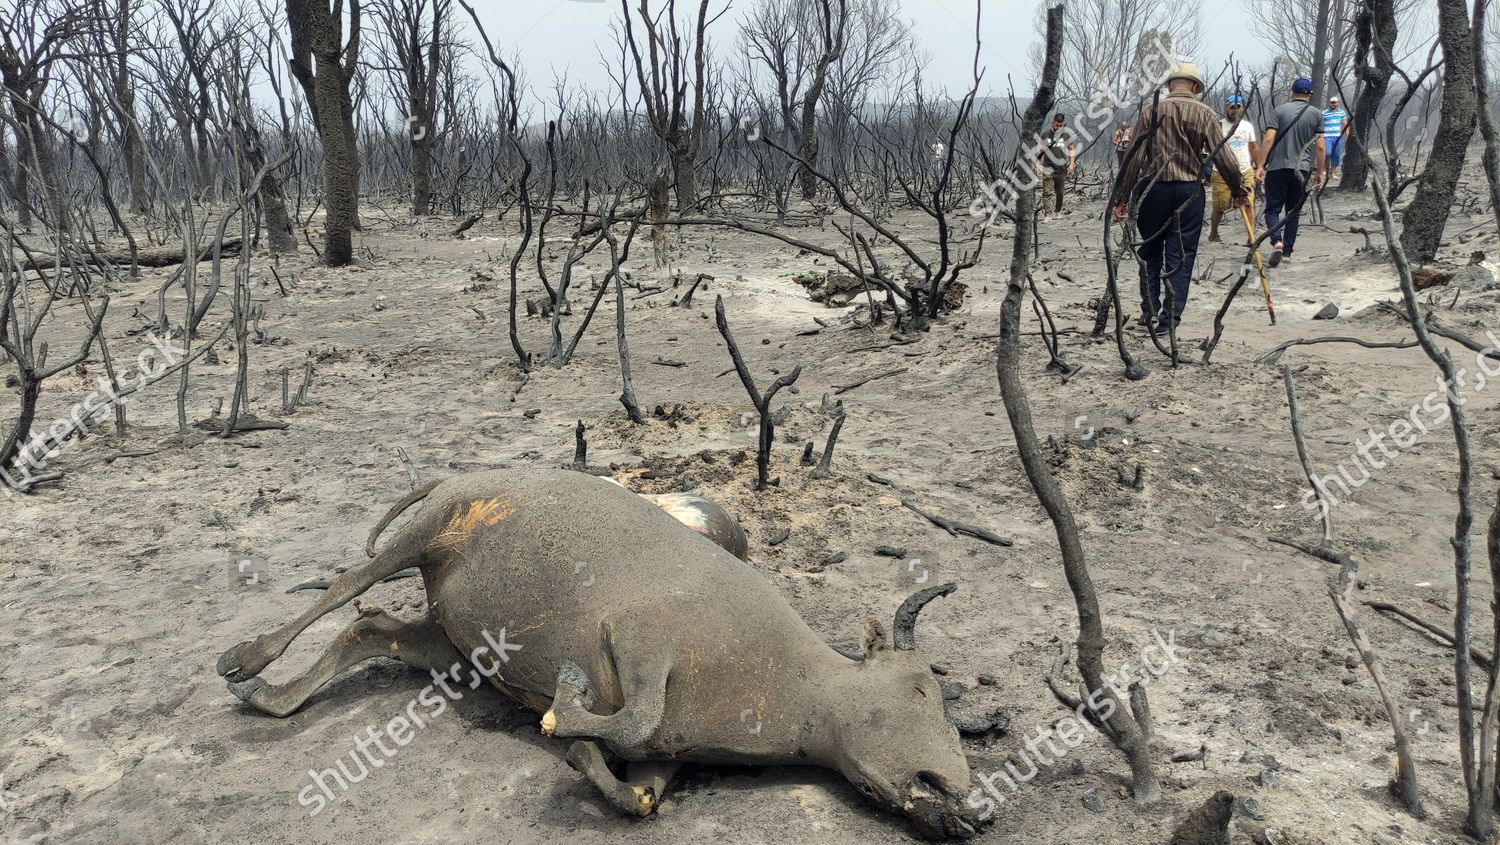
[892,582,957,650]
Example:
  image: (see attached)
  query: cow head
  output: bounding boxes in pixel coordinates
[826,583,987,839]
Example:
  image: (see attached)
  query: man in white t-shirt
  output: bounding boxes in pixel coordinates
[1208,95,1259,243]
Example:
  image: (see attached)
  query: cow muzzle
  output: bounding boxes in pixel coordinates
[903,772,989,840]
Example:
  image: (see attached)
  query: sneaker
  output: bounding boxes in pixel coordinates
[1268,243,1284,267]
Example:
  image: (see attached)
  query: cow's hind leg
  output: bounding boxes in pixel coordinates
[626,760,682,808]
[564,741,681,817]
[228,604,460,717]
[217,513,434,683]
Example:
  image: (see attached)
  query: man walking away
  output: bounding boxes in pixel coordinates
[1257,77,1327,266]
[1322,96,1349,182]
[1038,113,1076,217]
[1209,95,1259,243]
[1114,64,1249,332]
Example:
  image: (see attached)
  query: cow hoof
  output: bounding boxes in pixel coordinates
[227,676,267,703]
[217,639,270,682]
[633,785,657,816]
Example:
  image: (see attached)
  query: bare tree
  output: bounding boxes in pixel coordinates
[286,0,362,265]
[1251,0,1356,102]
[1002,0,1161,805]
[740,0,847,200]
[1339,0,1397,191]
[1399,0,1475,263]
[368,0,447,216]
[95,0,148,213]
[1373,170,1491,838]
[0,0,93,230]
[818,0,916,189]
[620,0,715,211]
[1031,0,1201,108]
[161,0,221,194]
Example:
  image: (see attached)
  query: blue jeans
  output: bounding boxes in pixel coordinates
[1136,181,1205,325]
[1263,168,1308,254]
[1325,136,1344,167]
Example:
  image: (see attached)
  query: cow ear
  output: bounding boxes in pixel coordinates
[861,617,890,657]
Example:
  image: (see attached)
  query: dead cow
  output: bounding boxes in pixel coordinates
[216,468,986,838]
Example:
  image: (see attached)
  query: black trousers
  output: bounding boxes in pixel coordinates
[1263,168,1307,254]
[1136,181,1205,325]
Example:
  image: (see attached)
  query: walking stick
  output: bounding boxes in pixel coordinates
[1239,203,1276,325]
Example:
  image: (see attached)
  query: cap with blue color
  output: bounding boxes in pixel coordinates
[1292,77,1313,94]
[1225,95,1245,105]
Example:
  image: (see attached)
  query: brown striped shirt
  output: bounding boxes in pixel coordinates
[1120,91,1247,199]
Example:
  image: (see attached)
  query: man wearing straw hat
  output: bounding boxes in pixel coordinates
[1114,62,1249,333]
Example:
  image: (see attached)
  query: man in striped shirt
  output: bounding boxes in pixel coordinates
[1322,97,1349,183]
[1113,63,1249,333]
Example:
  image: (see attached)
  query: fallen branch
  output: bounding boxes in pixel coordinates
[1256,335,1418,365]
[902,499,1012,547]
[451,214,482,238]
[1365,601,1495,671]
[833,367,907,395]
[20,238,242,270]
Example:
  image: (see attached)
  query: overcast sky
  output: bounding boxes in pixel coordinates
[456,0,1275,118]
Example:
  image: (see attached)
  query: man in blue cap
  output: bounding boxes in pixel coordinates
[1208,94,1259,243]
[1255,76,1326,266]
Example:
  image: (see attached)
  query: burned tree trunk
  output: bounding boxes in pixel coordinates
[1399,0,1477,263]
[112,0,148,214]
[371,0,445,217]
[258,165,298,255]
[1468,0,1500,241]
[715,295,800,491]
[995,2,1161,804]
[0,2,81,232]
[609,226,644,424]
[1341,0,1396,192]
[244,129,298,254]
[1309,0,1333,102]
[797,0,846,201]
[620,0,713,212]
[287,0,363,266]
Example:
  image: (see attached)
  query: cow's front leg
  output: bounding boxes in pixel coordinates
[542,656,670,752]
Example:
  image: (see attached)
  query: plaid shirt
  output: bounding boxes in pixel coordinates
[1120,91,1247,200]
